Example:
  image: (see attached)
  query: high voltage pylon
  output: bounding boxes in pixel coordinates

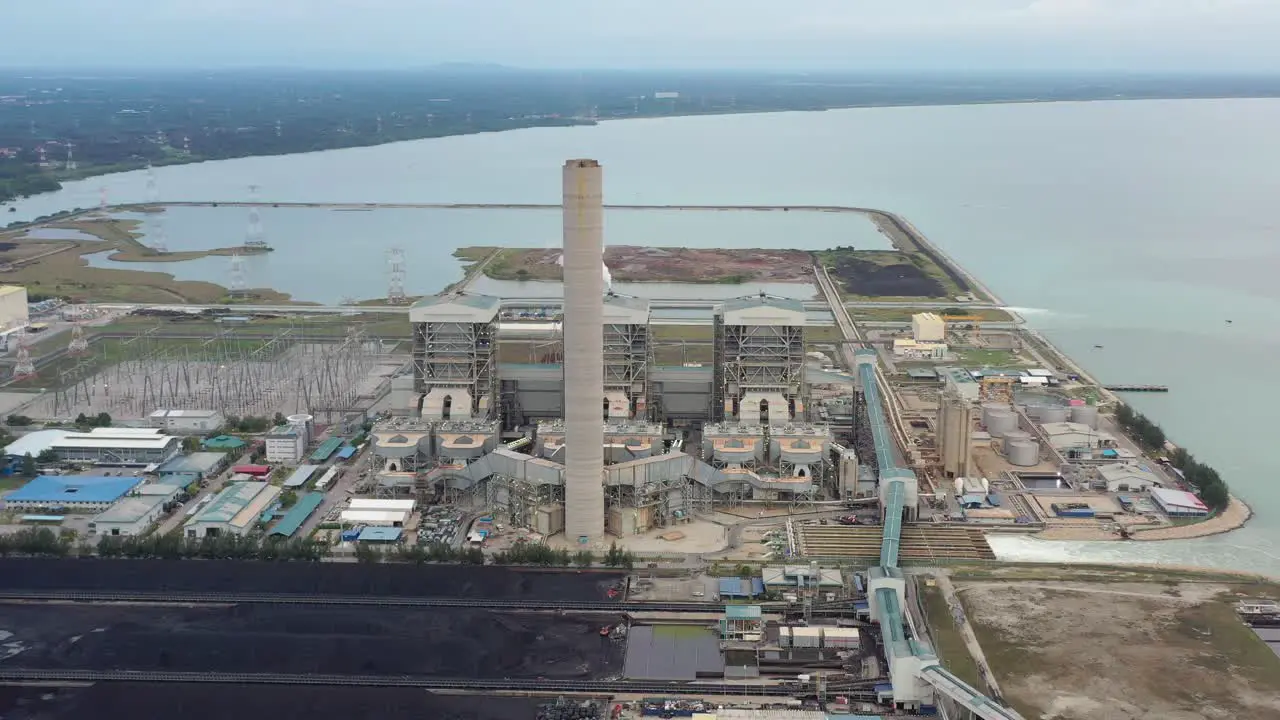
[228,254,247,296]
[12,335,35,381]
[387,247,407,304]
[67,324,88,356]
[145,166,168,252]
[245,185,268,248]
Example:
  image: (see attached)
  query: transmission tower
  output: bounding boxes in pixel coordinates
[68,324,88,356]
[229,253,247,296]
[145,166,168,252]
[245,185,268,248]
[12,335,35,381]
[387,247,407,304]
[64,142,77,171]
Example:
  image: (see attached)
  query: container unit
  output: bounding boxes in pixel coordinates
[1040,405,1069,424]
[985,409,1017,437]
[822,627,860,649]
[777,626,793,647]
[1007,439,1040,467]
[1070,405,1099,429]
[791,626,822,648]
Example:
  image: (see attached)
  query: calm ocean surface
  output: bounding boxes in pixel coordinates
[5,99,1280,574]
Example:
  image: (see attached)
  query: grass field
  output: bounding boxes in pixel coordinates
[0,219,291,304]
[950,347,1027,367]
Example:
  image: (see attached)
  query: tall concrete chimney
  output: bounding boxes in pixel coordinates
[562,159,605,541]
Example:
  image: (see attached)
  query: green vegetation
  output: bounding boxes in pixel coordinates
[951,348,1025,367]
[1115,404,1229,510]
[96,532,329,561]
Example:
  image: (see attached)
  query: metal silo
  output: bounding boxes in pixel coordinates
[1000,429,1032,452]
[1040,405,1068,424]
[981,403,1008,429]
[985,409,1017,437]
[1007,439,1040,467]
[1070,405,1099,429]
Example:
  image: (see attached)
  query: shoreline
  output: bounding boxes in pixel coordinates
[879,211,1255,543]
[8,94,1280,207]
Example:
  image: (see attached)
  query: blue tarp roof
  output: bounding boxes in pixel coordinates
[6,476,140,504]
[357,526,402,542]
[718,577,765,597]
[269,492,326,537]
[336,446,356,460]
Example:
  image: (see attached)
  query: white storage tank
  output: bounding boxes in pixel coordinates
[1008,439,1040,467]
[1040,406,1068,424]
[1070,405,1099,429]
[1000,429,1032,451]
[981,403,1008,428]
[985,409,1017,437]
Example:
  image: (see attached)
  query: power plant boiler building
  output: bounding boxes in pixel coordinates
[713,295,808,425]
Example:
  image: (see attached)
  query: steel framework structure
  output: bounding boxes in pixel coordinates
[45,324,380,421]
[603,319,650,416]
[412,318,496,419]
[713,317,805,421]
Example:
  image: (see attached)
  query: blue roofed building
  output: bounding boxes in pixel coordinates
[717,577,766,599]
[4,475,142,511]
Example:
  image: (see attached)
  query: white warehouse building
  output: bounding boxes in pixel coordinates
[148,409,226,434]
[184,481,280,538]
[0,286,29,332]
[51,428,180,466]
[911,312,946,343]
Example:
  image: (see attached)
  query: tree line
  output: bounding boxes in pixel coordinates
[0,527,641,569]
[1114,403,1230,511]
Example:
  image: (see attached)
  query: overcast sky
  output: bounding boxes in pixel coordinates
[8,0,1280,72]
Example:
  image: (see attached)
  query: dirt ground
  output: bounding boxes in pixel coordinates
[0,683,546,720]
[956,579,1280,719]
[0,558,625,601]
[478,246,814,283]
[0,602,624,679]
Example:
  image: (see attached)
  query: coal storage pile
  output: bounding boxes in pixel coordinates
[0,558,623,601]
[0,603,623,679]
[4,683,545,720]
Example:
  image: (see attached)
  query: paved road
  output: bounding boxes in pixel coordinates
[153,452,251,537]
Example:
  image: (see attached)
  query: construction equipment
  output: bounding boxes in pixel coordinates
[942,314,984,338]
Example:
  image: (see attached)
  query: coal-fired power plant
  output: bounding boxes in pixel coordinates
[562,159,606,541]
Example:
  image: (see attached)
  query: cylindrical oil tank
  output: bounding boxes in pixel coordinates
[1040,405,1068,424]
[985,409,1017,437]
[1000,429,1032,452]
[981,403,1007,428]
[1070,405,1099,429]
[1008,439,1040,467]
